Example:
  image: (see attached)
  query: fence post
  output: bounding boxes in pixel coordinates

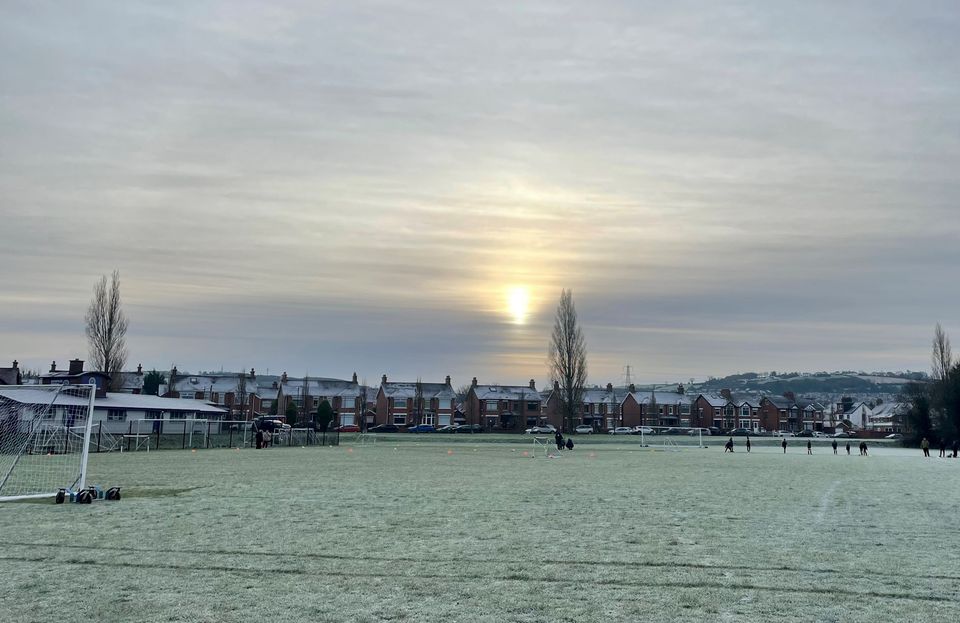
[182,422,186,449]
[207,421,211,449]
[97,422,102,453]
[127,420,133,452]
[229,425,234,448]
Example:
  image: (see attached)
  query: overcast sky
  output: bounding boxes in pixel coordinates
[2,1,958,386]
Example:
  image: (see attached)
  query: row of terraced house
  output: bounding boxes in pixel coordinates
[144,365,838,434]
[5,360,902,434]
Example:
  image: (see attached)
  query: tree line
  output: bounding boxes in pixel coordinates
[903,323,960,444]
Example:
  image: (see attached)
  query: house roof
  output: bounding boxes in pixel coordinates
[629,391,694,406]
[0,367,21,385]
[382,381,457,400]
[0,387,226,414]
[473,384,540,401]
[696,394,729,408]
[279,377,365,400]
[870,402,909,418]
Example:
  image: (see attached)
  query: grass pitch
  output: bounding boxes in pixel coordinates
[1,437,957,622]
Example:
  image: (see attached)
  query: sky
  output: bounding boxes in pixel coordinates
[2,1,959,387]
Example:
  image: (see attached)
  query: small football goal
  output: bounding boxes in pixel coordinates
[0,384,96,502]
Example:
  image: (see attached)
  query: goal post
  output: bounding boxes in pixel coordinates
[0,384,96,502]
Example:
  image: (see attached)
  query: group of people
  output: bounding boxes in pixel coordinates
[722,436,869,456]
[554,431,574,451]
[920,437,960,458]
[254,427,273,449]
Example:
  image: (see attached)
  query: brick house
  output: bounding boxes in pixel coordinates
[620,385,694,427]
[542,382,622,431]
[376,375,458,429]
[0,360,22,386]
[758,394,826,432]
[465,378,541,431]
[164,367,261,420]
[274,372,367,427]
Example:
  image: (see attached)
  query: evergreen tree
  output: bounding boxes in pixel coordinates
[143,370,165,396]
[316,400,335,431]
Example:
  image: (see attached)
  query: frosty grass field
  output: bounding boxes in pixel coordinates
[1,436,958,622]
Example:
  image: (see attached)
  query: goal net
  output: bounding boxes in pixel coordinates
[0,384,95,501]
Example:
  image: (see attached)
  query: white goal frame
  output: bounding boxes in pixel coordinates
[0,383,96,502]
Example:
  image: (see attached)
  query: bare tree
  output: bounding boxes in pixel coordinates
[235,370,249,421]
[548,289,587,433]
[85,270,128,390]
[932,323,953,382]
[357,379,369,432]
[457,384,476,427]
[413,378,424,427]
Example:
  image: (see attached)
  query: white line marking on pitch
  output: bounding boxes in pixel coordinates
[815,479,842,525]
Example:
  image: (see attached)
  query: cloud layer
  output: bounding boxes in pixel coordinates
[2,1,958,384]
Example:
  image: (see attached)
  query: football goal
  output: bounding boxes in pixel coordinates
[0,384,96,502]
[640,427,708,451]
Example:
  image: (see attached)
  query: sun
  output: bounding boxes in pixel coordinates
[507,286,530,324]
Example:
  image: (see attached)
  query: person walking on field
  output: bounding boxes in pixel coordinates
[746,436,751,453]
[845,441,851,455]
[807,440,812,455]
[724,437,734,452]
[939,439,947,458]
[255,427,263,450]
[921,437,930,458]
[555,431,564,452]
[953,439,959,459]
[781,438,787,454]
[832,439,838,454]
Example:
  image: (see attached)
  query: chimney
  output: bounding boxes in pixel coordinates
[471,377,478,388]
[629,383,636,393]
[50,361,57,373]
[529,379,536,390]
[720,388,732,400]
[676,383,685,395]
[445,375,451,386]
[381,374,388,385]
[606,382,613,392]
[352,372,358,384]
[12,360,18,369]
[272,380,278,389]
[68,359,84,375]
[250,368,256,379]
[281,372,288,384]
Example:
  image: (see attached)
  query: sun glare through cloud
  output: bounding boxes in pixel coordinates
[507,286,531,325]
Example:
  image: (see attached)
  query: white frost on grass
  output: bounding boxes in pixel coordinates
[0,438,957,622]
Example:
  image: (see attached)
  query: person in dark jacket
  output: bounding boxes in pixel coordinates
[745,436,751,453]
[807,440,812,455]
[255,427,263,450]
[845,441,851,455]
[724,438,734,453]
[555,431,564,451]
[832,439,838,454]
[781,438,787,453]
[939,439,947,458]
[953,439,959,458]
[565,438,574,451]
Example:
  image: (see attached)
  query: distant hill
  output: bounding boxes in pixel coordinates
[687,371,927,398]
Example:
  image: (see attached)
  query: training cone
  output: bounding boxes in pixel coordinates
[447,449,453,455]
[522,451,529,457]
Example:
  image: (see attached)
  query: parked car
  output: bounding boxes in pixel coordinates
[812,431,825,437]
[832,430,849,438]
[335,424,360,433]
[574,425,593,434]
[727,428,752,436]
[661,427,685,435]
[367,424,399,433]
[435,425,458,433]
[632,426,655,435]
[795,430,814,437]
[708,427,723,437]
[688,427,711,436]
[884,433,903,440]
[775,431,795,437]
[407,424,436,433]
[524,424,557,434]
[456,424,483,433]
[609,427,634,435]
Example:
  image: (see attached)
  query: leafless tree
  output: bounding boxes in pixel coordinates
[358,379,369,432]
[548,289,587,433]
[235,370,249,421]
[85,270,128,390]
[413,378,424,427]
[457,384,476,427]
[932,323,953,382]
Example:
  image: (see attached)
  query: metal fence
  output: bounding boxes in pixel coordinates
[92,420,340,452]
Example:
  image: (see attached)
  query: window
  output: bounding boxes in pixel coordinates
[422,412,435,425]
[169,412,186,420]
[680,404,691,415]
[107,409,127,422]
[527,401,538,411]
[438,414,451,426]
[486,400,498,413]
[741,406,750,416]
[393,414,406,425]
[340,414,355,426]
[394,398,407,409]
[342,397,357,409]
